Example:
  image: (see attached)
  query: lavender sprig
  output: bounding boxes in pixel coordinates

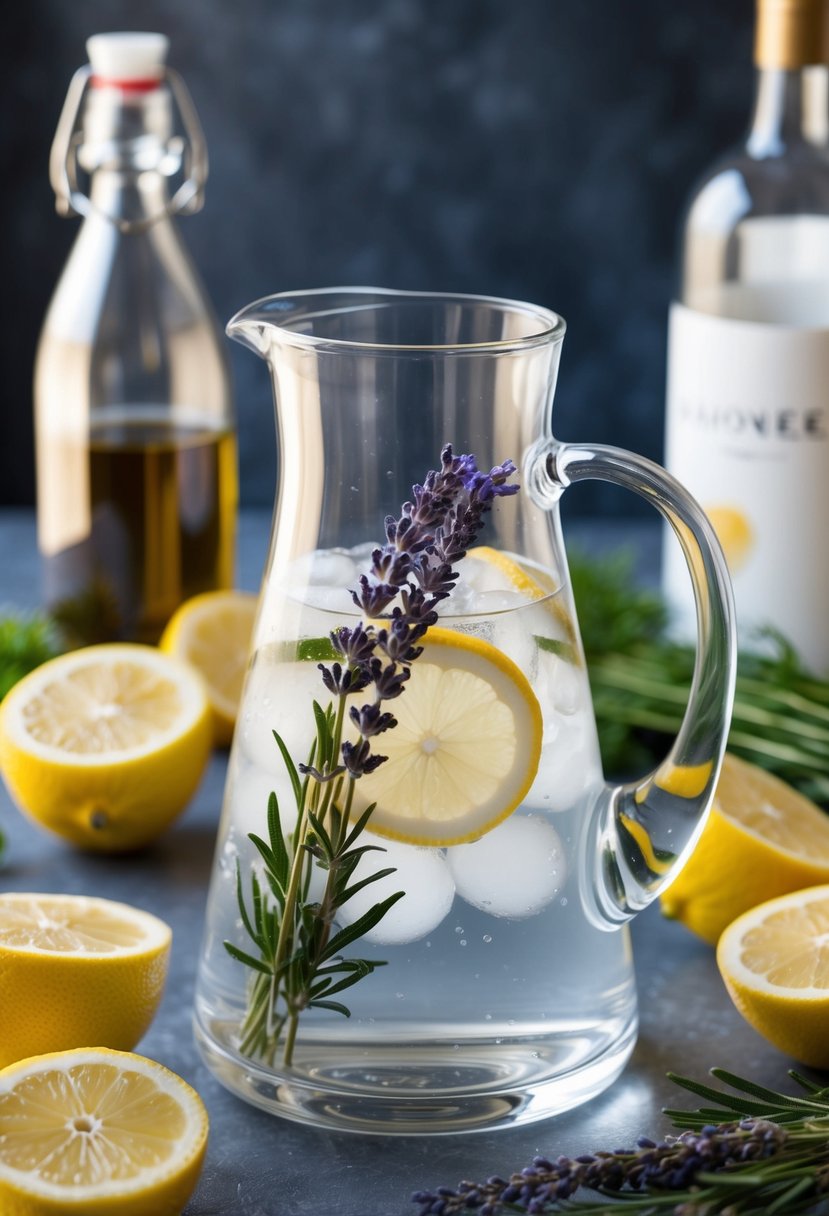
[322,445,518,783]
[226,445,518,1066]
[412,1069,829,1215]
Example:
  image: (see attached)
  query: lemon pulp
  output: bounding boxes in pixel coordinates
[160,590,257,746]
[0,645,211,851]
[660,753,829,944]
[349,627,543,846]
[717,885,829,1068]
[0,1048,208,1215]
[0,894,171,1068]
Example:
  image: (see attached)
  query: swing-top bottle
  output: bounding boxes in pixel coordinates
[35,32,237,644]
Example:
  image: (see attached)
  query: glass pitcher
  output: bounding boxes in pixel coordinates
[194,289,735,1135]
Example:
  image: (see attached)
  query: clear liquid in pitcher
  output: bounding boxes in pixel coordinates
[194,547,638,1134]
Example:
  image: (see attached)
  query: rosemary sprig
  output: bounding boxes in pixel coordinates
[224,446,519,1066]
[412,1069,829,1215]
[569,550,829,804]
[229,711,404,1066]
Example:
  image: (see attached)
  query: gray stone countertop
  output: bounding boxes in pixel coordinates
[0,509,802,1215]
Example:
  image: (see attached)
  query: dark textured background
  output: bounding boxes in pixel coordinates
[3,0,754,513]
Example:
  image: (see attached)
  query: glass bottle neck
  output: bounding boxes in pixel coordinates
[76,84,180,229]
[87,166,172,230]
[748,64,829,155]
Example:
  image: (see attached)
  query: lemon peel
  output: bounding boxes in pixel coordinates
[0,1047,208,1216]
[717,885,829,1067]
[160,590,257,746]
[466,545,577,647]
[660,753,829,944]
[0,644,211,851]
[0,893,171,1069]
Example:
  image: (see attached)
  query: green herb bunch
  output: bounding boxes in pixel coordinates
[569,550,829,804]
[225,447,519,1067]
[0,609,65,863]
[413,1069,829,1215]
[0,610,62,701]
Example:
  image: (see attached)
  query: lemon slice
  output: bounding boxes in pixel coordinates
[160,590,257,746]
[466,545,554,601]
[0,893,171,1069]
[350,627,542,845]
[0,1047,208,1216]
[0,644,211,852]
[661,753,829,944]
[717,885,829,1067]
[466,545,577,646]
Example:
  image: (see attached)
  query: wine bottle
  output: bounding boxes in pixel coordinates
[662,0,829,672]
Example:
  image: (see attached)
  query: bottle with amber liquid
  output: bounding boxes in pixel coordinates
[35,32,237,644]
[663,0,829,672]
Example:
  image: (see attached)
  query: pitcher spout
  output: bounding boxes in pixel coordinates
[226,299,277,357]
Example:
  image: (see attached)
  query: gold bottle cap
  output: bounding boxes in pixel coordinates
[755,0,829,68]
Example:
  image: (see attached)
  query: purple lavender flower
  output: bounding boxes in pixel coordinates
[310,444,518,785]
[410,1121,791,1215]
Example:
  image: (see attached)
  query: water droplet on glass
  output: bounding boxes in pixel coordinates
[459,939,467,947]
[482,933,492,943]
[454,925,464,935]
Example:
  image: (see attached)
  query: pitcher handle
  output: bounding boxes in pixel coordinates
[527,438,737,927]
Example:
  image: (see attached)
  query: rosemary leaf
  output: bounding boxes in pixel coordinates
[412,1068,829,1215]
[223,944,274,976]
[569,549,829,803]
[318,892,405,963]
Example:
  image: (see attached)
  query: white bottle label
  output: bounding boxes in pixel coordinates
[663,301,829,673]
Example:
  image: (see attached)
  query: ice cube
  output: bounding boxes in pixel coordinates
[447,813,566,918]
[225,762,299,845]
[349,541,378,566]
[524,716,603,812]
[465,589,528,615]
[336,834,455,945]
[535,651,589,719]
[238,658,328,774]
[461,553,512,595]
[224,758,331,905]
[305,583,360,614]
[309,548,359,588]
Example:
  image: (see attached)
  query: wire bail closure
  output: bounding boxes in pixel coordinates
[48,64,209,234]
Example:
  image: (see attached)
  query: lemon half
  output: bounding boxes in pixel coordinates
[0,893,171,1069]
[160,590,257,747]
[0,1047,208,1216]
[0,644,211,851]
[661,753,829,944]
[350,627,542,846]
[717,885,829,1067]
